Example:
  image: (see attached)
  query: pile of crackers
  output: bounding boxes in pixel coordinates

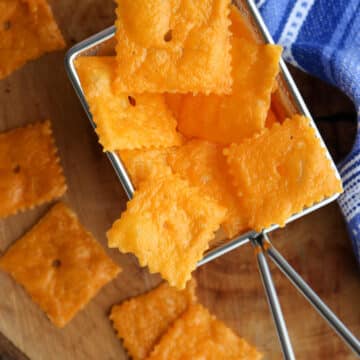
[76,0,342,289]
[110,279,261,360]
[0,0,342,358]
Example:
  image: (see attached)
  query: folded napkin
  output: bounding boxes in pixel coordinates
[256,0,360,264]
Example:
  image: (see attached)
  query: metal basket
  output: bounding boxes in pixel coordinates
[64,0,359,357]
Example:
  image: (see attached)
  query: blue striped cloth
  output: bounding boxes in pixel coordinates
[255,0,360,264]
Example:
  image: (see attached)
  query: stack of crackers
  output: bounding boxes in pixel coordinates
[110,279,262,360]
[76,0,342,290]
[0,0,343,358]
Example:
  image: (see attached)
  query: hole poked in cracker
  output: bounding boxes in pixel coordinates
[3,21,11,31]
[52,259,62,268]
[164,29,172,42]
[128,96,136,106]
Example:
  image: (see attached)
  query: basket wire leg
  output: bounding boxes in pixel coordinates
[251,236,296,360]
[262,233,360,356]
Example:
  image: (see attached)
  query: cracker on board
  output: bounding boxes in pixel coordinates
[0,0,65,79]
[167,6,282,144]
[167,140,249,238]
[118,148,175,189]
[224,115,343,231]
[110,279,197,360]
[0,121,66,218]
[107,174,226,289]
[113,0,232,94]
[0,202,121,327]
[75,56,182,151]
[147,303,262,360]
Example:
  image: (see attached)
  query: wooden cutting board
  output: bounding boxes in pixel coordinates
[0,1,359,359]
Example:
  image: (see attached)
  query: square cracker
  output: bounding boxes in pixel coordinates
[114,0,232,94]
[107,174,226,289]
[224,116,343,231]
[0,0,65,79]
[0,121,66,218]
[0,202,121,327]
[147,303,262,360]
[167,140,249,238]
[167,6,282,144]
[75,56,182,151]
[110,279,196,360]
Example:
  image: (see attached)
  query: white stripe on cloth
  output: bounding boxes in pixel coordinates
[340,152,360,175]
[343,175,360,197]
[339,177,360,221]
[341,163,360,184]
[278,0,315,69]
[321,0,360,82]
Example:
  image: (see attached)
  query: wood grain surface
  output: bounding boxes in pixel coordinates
[0,1,359,359]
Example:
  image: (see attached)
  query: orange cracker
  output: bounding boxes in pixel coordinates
[0,121,66,218]
[118,147,175,189]
[107,174,226,289]
[167,7,282,144]
[167,140,249,238]
[0,202,121,327]
[0,0,65,79]
[75,56,182,151]
[147,303,262,360]
[113,0,232,94]
[224,115,343,231]
[110,279,197,360]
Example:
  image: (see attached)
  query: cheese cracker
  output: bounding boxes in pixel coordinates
[0,0,65,79]
[114,0,232,94]
[147,304,262,360]
[107,174,226,289]
[0,121,66,218]
[76,56,182,151]
[224,116,343,230]
[0,202,121,327]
